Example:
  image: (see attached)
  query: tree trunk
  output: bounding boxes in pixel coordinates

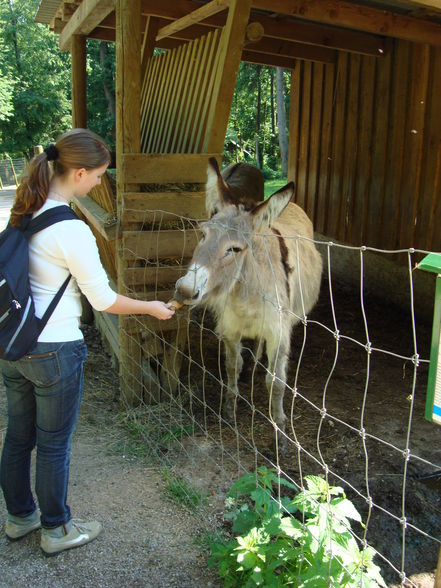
[270,69,275,135]
[276,67,288,178]
[255,65,263,169]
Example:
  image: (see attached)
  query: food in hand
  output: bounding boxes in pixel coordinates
[168,299,184,311]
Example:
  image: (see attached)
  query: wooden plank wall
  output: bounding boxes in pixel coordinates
[289,40,441,253]
[119,152,217,337]
[141,29,221,154]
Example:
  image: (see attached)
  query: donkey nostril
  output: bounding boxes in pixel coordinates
[192,291,200,300]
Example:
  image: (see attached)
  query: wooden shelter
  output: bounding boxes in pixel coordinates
[35,0,441,403]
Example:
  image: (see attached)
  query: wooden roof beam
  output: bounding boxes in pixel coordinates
[62,2,78,21]
[141,0,215,21]
[90,20,262,45]
[156,0,228,41]
[251,0,441,47]
[98,4,385,57]
[157,35,335,66]
[251,13,385,56]
[249,37,336,64]
[404,0,441,10]
[140,0,385,55]
[59,0,115,51]
[241,51,298,70]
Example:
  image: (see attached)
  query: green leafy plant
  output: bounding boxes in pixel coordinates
[208,467,386,587]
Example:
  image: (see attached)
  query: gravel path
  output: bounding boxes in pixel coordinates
[0,326,219,588]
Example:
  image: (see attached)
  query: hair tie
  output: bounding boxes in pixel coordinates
[44,144,59,162]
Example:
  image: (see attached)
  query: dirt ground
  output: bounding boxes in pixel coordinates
[0,326,220,588]
[0,275,440,587]
[166,275,441,587]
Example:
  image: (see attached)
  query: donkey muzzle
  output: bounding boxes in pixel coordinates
[174,265,209,306]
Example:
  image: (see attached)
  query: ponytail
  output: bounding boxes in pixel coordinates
[9,128,110,228]
[9,152,52,227]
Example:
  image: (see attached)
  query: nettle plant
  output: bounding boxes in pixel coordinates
[208,467,386,587]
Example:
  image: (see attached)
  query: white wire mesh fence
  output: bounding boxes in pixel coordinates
[0,158,26,187]
[119,205,441,587]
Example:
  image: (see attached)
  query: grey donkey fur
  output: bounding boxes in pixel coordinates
[174,158,322,450]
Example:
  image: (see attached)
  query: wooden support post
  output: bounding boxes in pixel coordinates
[204,0,252,153]
[71,35,87,128]
[119,331,143,407]
[155,0,229,42]
[116,0,142,406]
[435,546,441,588]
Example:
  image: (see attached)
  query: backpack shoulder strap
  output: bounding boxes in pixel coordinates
[24,207,80,236]
[24,207,81,328]
[39,274,72,328]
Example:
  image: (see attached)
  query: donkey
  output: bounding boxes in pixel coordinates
[214,161,264,212]
[173,158,323,448]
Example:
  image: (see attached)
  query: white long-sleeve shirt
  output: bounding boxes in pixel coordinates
[29,199,117,342]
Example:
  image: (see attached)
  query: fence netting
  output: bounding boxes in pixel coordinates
[0,158,26,187]
[118,203,441,587]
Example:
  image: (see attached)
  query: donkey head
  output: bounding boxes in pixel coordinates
[173,159,294,307]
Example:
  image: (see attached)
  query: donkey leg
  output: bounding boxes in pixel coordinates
[223,339,243,421]
[266,341,290,452]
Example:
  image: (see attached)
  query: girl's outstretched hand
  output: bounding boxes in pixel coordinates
[148,301,175,320]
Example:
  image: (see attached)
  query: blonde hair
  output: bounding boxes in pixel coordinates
[10,128,111,227]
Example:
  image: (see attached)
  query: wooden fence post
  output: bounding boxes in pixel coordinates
[71,35,87,128]
[116,0,142,406]
[8,158,18,186]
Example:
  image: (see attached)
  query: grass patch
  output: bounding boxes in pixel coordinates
[162,468,206,511]
[264,178,286,198]
[110,406,194,461]
[111,409,207,512]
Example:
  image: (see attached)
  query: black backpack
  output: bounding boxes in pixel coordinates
[0,206,80,361]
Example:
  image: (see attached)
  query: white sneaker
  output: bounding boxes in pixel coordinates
[5,509,41,540]
[41,519,102,556]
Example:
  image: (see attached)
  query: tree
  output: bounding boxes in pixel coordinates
[276,67,288,177]
[86,39,116,149]
[0,0,71,157]
[225,62,291,177]
[0,71,14,123]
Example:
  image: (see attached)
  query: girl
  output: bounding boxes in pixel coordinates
[0,128,174,556]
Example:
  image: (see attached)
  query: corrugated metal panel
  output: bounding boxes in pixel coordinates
[288,40,441,252]
[35,0,62,24]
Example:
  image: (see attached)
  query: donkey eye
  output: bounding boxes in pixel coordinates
[225,246,243,257]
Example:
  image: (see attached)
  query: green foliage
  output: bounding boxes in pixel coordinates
[0,5,288,170]
[0,0,71,157]
[86,39,116,150]
[0,71,14,122]
[0,3,116,157]
[208,468,386,587]
[224,64,290,176]
[264,179,286,199]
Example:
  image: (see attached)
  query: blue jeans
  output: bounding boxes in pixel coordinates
[0,340,87,528]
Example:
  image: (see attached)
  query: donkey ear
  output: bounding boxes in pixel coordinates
[206,157,234,217]
[250,182,294,228]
